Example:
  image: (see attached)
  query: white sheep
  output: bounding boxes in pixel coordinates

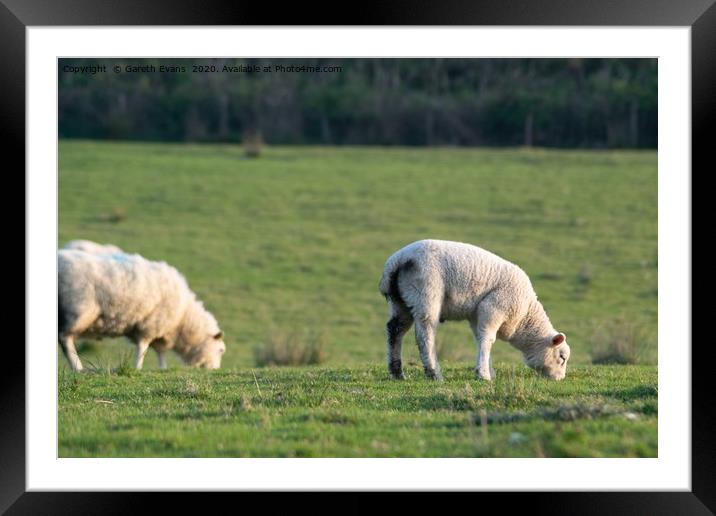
[58,249,226,371]
[63,239,124,255]
[379,239,570,381]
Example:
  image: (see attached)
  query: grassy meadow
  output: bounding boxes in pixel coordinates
[58,140,658,457]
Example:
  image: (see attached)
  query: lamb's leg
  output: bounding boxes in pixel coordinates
[473,325,497,380]
[59,334,83,372]
[135,338,151,369]
[156,349,167,370]
[386,303,413,379]
[470,315,502,381]
[414,316,443,380]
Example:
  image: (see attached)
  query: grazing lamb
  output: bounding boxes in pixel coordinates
[63,239,124,255]
[58,250,226,371]
[379,239,570,381]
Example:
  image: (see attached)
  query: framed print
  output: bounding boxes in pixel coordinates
[6,0,710,513]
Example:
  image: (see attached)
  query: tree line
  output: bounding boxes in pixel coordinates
[59,58,657,148]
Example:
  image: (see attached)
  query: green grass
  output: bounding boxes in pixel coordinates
[58,140,657,457]
[58,364,657,457]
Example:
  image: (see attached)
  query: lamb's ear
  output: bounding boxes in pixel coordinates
[552,333,566,346]
[213,331,224,340]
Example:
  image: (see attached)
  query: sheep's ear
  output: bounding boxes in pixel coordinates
[552,333,566,346]
[213,331,224,340]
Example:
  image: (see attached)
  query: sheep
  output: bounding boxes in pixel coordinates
[58,249,226,371]
[63,239,124,255]
[379,239,570,381]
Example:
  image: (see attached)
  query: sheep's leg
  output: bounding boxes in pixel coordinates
[414,316,443,380]
[156,349,168,370]
[135,338,151,369]
[59,335,83,372]
[470,315,502,381]
[473,325,497,380]
[386,303,413,379]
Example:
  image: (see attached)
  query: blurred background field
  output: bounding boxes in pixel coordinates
[58,141,657,370]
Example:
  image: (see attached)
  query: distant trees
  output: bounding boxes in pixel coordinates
[58,58,657,148]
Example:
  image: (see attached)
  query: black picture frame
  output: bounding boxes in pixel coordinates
[5,1,708,513]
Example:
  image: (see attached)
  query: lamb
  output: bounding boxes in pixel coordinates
[63,239,124,255]
[58,249,226,371]
[379,239,570,381]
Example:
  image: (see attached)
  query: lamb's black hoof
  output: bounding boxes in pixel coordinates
[389,361,405,379]
[390,367,405,380]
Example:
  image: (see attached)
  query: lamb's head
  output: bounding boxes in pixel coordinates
[523,332,570,380]
[184,330,226,369]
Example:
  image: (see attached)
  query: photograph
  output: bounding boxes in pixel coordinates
[57,57,658,458]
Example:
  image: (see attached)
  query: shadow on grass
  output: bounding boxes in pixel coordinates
[601,384,658,402]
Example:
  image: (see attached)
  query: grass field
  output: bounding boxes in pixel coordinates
[59,364,656,457]
[58,140,658,457]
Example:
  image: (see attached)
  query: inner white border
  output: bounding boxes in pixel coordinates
[27,27,690,491]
